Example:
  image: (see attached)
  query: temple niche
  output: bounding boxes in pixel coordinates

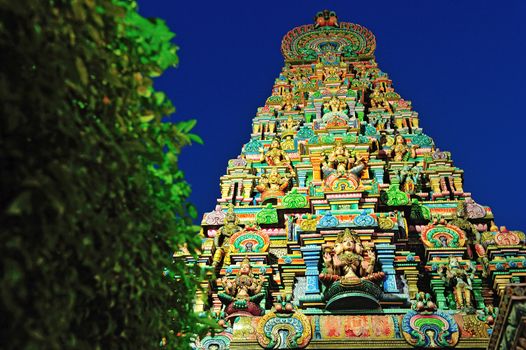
[184,10,525,350]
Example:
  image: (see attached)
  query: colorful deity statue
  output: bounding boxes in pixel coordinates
[281,115,299,133]
[450,201,490,276]
[218,256,266,318]
[439,257,475,311]
[398,165,421,193]
[370,86,393,113]
[282,91,296,111]
[323,96,347,114]
[260,137,292,166]
[212,205,243,269]
[255,167,292,202]
[320,229,384,285]
[392,135,417,161]
[322,140,367,178]
[322,66,343,83]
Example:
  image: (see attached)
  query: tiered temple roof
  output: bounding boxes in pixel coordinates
[188,10,525,350]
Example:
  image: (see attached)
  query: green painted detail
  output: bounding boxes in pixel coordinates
[321,134,335,144]
[256,203,279,224]
[346,88,357,97]
[297,125,315,140]
[244,139,263,153]
[410,199,431,221]
[266,95,283,104]
[412,133,434,147]
[427,227,461,248]
[364,124,377,136]
[385,184,410,206]
[282,188,308,209]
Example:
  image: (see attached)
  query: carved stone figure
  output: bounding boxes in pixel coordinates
[212,205,242,269]
[392,135,416,161]
[439,256,474,311]
[255,167,292,202]
[322,140,367,178]
[259,137,294,173]
[218,257,266,317]
[320,229,383,285]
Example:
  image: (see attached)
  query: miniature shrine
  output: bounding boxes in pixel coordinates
[184,10,525,350]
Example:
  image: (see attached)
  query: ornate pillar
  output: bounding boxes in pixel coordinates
[301,244,321,294]
[376,243,398,293]
[311,155,322,182]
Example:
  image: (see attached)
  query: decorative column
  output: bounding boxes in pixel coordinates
[297,168,308,187]
[369,162,385,184]
[310,155,322,182]
[376,243,398,293]
[301,244,321,294]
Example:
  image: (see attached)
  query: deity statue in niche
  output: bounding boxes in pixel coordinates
[322,140,367,182]
[218,256,266,318]
[391,135,417,161]
[450,201,489,276]
[259,137,295,175]
[282,90,296,111]
[320,228,384,285]
[322,66,343,84]
[280,115,299,133]
[255,167,292,202]
[369,86,393,113]
[395,165,421,194]
[322,96,348,115]
[212,205,243,269]
[439,256,475,311]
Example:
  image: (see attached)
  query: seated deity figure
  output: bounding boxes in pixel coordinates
[255,167,292,202]
[281,115,299,133]
[260,137,290,166]
[322,140,367,179]
[218,257,266,318]
[392,135,417,161]
[212,205,243,269]
[439,256,474,311]
[259,137,295,174]
[320,229,384,285]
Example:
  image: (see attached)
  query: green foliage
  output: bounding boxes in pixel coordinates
[0,0,212,348]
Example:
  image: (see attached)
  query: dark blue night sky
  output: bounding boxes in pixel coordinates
[138,0,526,230]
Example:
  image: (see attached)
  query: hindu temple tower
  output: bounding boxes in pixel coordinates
[187,10,526,350]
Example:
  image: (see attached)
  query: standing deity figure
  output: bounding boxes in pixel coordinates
[392,135,417,161]
[398,165,421,194]
[212,205,242,269]
[255,167,292,202]
[450,201,489,276]
[320,229,384,285]
[439,256,474,310]
[282,91,295,111]
[218,257,266,317]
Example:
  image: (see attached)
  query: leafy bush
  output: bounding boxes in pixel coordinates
[0,0,211,348]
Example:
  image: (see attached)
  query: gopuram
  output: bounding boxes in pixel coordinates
[186,10,526,350]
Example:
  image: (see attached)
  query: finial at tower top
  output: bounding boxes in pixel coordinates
[314,10,339,28]
[281,12,376,63]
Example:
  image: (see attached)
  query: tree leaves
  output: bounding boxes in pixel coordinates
[0,0,210,349]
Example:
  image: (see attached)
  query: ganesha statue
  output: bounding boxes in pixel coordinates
[319,229,385,310]
[218,257,266,319]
